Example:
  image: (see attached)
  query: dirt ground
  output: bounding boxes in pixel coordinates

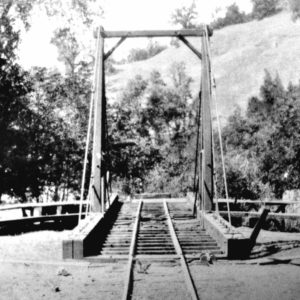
[0,229,300,300]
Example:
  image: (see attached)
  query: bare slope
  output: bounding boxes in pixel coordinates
[107,12,300,118]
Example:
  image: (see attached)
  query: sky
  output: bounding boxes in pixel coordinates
[18,0,253,69]
[102,0,252,29]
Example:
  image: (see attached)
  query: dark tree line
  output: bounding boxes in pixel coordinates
[216,72,300,199]
[0,2,93,203]
[108,63,196,195]
[109,66,300,200]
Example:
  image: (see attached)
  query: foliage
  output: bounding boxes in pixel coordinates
[48,0,103,75]
[0,4,93,202]
[0,62,87,202]
[171,1,198,29]
[0,0,103,30]
[0,1,33,30]
[0,7,20,66]
[29,67,92,197]
[211,3,250,30]
[51,28,81,76]
[127,40,167,63]
[0,5,33,201]
[220,71,300,199]
[108,75,160,193]
[109,63,195,195]
[288,0,300,21]
[0,63,33,201]
[251,0,282,20]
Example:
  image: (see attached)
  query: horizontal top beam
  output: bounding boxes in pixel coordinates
[102,27,213,38]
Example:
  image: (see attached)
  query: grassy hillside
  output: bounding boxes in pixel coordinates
[107,12,300,119]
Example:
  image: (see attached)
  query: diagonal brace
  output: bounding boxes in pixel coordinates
[104,37,126,60]
[177,35,202,60]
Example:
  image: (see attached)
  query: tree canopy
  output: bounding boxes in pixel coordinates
[218,71,300,199]
[0,0,98,202]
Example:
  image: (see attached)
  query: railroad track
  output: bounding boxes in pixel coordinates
[93,199,223,299]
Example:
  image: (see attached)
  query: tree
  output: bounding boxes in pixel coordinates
[29,67,92,200]
[1,1,103,76]
[51,28,81,76]
[220,71,300,199]
[0,1,104,203]
[251,0,281,20]
[211,3,249,29]
[1,0,102,30]
[109,75,160,193]
[0,4,34,202]
[108,63,195,195]
[171,1,198,29]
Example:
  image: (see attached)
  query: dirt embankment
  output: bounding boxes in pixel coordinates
[1,229,300,299]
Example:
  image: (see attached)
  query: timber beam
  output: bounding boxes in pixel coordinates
[177,35,202,60]
[102,27,213,38]
[104,37,126,60]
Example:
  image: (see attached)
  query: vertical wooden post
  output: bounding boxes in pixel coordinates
[200,28,213,211]
[101,46,107,212]
[101,176,105,213]
[91,26,105,212]
[195,92,202,215]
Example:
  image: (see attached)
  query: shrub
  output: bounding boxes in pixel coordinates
[127,40,167,62]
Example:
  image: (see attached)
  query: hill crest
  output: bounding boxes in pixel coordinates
[107,12,300,120]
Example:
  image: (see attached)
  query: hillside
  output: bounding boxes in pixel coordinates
[107,12,300,119]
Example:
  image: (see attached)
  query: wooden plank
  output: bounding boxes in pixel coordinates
[62,239,73,259]
[215,199,300,205]
[122,200,142,300]
[73,239,84,259]
[133,193,171,199]
[103,27,211,38]
[164,201,199,300]
[219,211,300,219]
[132,198,186,203]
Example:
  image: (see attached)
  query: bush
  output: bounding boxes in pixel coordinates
[105,58,118,75]
[127,40,167,62]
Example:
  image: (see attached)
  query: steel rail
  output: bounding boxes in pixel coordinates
[122,200,142,300]
[163,200,200,300]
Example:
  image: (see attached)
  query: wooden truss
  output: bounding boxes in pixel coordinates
[91,26,214,213]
